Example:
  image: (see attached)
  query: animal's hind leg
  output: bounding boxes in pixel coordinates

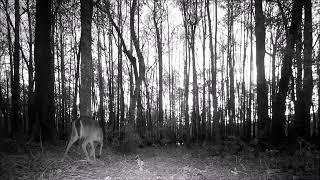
[88,142,95,158]
[89,141,96,161]
[81,139,90,161]
[62,134,79,160]
[98,141,103,158]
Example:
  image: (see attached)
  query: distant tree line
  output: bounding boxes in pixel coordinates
[0,0,319,150]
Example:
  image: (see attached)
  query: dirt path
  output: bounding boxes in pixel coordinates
[52,147,256,179]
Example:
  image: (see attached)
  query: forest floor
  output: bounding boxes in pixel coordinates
[0,138,319,180]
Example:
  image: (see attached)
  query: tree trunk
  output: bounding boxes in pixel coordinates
[33,0,57,143]
[206,0,219,144]
[153,0,163,134]
[117,0,125,133]
[241,12,247,138]
[317,44,320,138]
[167,2,173,139]
[247,0,253,141]
[255,0,270,142]
[300,0,312,139]
[227,0,235,136]
[191,17,199,142]
[48,0,56,143]
[97,15,106,140]
[79,0,93,117]
[59,14,66,135]
[294,21,302,139]
[270,27,280,124]
[72,41,80,121]
[184,41,190,145]
[130,0,146,137]
[12,0,20,137]
[214,0,220,143]
[26,0,34,135]
[0,84,6,136]
[201,0,206,142]
[272,0,303,146]
[181,1,190,145]
[103,0,140,136]
[108,22,115,132]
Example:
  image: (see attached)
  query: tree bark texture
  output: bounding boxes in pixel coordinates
[272,0,303,146]
[80,0,93,117]
[255,0,270,141]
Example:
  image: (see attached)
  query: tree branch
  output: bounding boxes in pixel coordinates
[97,0,139,80]
[0,0,30,69]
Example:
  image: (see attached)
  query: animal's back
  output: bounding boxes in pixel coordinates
[79,117,103,142]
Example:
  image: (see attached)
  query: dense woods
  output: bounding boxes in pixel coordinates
[0,0,320,178]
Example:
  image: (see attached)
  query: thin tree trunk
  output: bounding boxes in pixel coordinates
[191,21,200,141]
[26,0,34,135]
[317,43,320,138]
[247,0,253,141]
[214,0,220,143]
[181,1,190,145]
[117,0,125,133]
[207,66,211,140]
[48,0,56,142]
[294,21,302,139]
[270,27,280,123]
[167,2,172,137]
[227,0,235,136]
[201,0,206,142]
[300,0,312,139]
[206,0,219,144]
[153,0,163,134]
[59,14,66,135]
[103,0,140,132]
[221,46,226,137]
[12,0,20,137]
[241,12,247,138]
[71,14,81,121]
[183,0,200,141]
[108,21,115,132]
[97,14,106,140]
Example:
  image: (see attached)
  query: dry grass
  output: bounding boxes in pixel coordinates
[0,139,319,180]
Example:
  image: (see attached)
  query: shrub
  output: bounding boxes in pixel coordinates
[118,125,142,154]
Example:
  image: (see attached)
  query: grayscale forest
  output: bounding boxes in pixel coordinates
[0,0,319,179]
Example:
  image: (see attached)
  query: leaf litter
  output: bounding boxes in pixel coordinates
[0,140,319,180]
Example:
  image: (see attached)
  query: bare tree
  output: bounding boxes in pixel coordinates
[59,13,67,134]
[153,0,164,135]
[79,0,93,117]
[11,0,20,137]
[26,0,35,135]
[299,0,312,139]
[246,0,253,141]
[255,0,270,142]
[272,0,303,146]
[201,0,206,141]
[33,0,57,143]
[116,0,125,134]
[101,0,147,138]
[97,9,106,140]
